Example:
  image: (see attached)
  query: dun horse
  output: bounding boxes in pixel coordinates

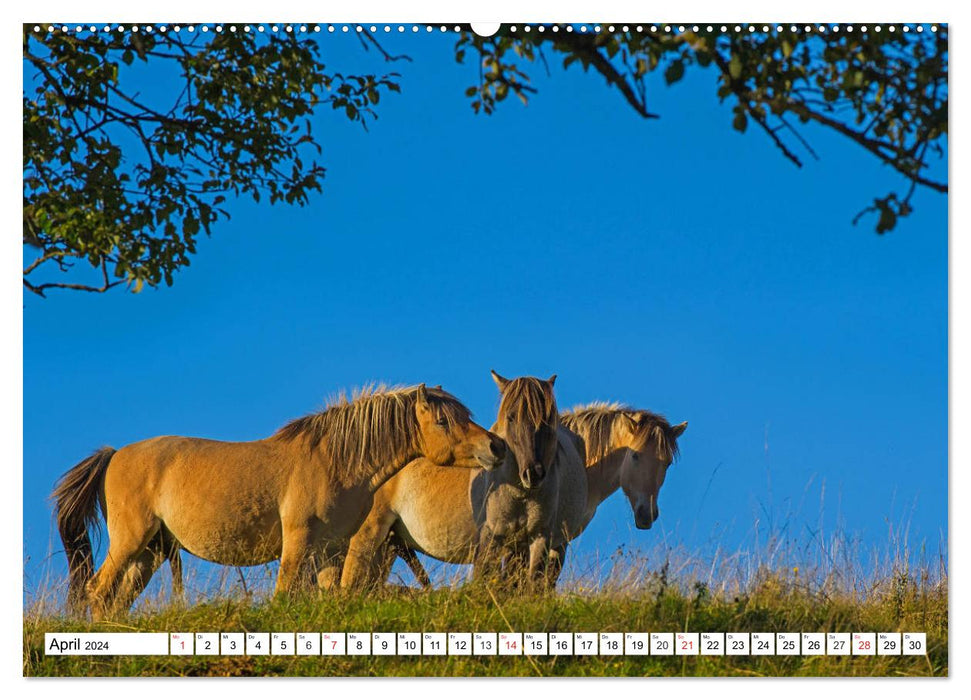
[560,403,686,532]
[360,401,686,590]
[52,384,505,618]
[545,402,687,582]
[341,372,587,591]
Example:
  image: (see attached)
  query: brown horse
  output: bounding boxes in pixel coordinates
[52,384,504,618]
[341,373,588,591]
[362,401,687,590]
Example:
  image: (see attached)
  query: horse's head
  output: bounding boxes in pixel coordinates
[414,384,506,470]
[616,413,687,529]
[491,371,559,490]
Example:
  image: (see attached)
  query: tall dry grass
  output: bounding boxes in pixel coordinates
[23,507,947,677]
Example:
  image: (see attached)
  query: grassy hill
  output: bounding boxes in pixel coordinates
[24,565,947,677]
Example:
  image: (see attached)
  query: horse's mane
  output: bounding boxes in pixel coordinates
[497,376,558,429]
[561,402,681,464]
[275,384,472,480]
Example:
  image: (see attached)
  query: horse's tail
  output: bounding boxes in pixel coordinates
[52,447,115,612]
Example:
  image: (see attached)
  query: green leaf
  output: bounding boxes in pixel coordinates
[728,54,742,80]
[664,60,685,85]
[183,217,200,237]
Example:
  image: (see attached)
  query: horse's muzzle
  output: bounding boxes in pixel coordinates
[634,504,659,530]
[520,463,546,490]
[479,434,506,469]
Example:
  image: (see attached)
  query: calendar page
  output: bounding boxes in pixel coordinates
[22,10,948,681]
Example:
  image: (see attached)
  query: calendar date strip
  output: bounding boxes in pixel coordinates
[45,631,928,657]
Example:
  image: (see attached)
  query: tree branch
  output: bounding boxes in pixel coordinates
[800,106,947,193]
[526,30,661,119]
[23,249,81,276]
[23,259,125,298]
[358,30,413,63]
[709,47,947,194]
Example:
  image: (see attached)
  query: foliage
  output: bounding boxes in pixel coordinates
[455,24,948,234]
[23,25,399,296]
[23,24,948,297]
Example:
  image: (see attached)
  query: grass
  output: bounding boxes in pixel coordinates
[23,550,948,677]
[24,485,948,678]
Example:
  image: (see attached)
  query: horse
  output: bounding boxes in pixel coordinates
[340,372,588,591]
[368,401,687,590]
[52,384,505,618]
[544,402,687,582]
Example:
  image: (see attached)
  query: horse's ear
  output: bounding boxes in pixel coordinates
[416,383,429,409]
[490,370,510,392]
[671,421,688,438]
[547,374,557,386]
[622,413,639,435]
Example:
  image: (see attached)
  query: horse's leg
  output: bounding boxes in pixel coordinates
[544,543,567,593]
[526,535,551,592]
[373,538,398,588]
[116,528,187,609]
[87,515,160,620]
[472,531,503,584]
[113,537,168,613]
[343,536,396,591]
[342,508,398,590]
[168,550,184,601]
[394,538,432,589]
[275,520,313,596]
[315,542,347,593]
[160,528,184,602]
[294,549,321,592]
[503,548,529,590]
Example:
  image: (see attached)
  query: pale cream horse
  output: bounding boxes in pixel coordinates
[341,372,588,590]
[546,402,687,582]
[52,384,505,618]
[353,402,686,590]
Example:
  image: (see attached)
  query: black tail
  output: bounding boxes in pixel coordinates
[51,447,115,613]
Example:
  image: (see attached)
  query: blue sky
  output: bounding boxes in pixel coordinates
[23,30,947,597]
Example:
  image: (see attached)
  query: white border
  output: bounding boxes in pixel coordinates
[7,0,962,696]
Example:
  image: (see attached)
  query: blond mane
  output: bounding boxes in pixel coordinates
[497,376,558,429]
[275,384,472,480]
[561,402,681,463]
